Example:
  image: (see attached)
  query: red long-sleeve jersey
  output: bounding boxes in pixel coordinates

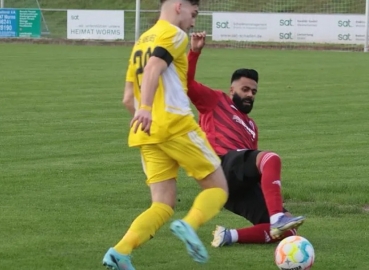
[187,50,258,156]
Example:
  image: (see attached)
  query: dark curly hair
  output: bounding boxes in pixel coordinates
[161,0,200,5]
[231,69,259,83]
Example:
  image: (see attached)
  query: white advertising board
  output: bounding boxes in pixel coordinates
[212,13,366,44]
[67,10,124,40]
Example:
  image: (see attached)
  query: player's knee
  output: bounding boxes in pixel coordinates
[198,166,229,195]
[150,179,177,208]
[256,151,281,172]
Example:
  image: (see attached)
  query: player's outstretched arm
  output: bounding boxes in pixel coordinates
[187,32,219,113]
[187,31,206,84]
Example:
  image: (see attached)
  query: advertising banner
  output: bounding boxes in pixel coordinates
[67,10,124,40]
[0,9,41,38]
[212,13,366,44]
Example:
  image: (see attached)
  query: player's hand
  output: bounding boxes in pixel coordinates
[191,31,206,53]
[130,108,152,135]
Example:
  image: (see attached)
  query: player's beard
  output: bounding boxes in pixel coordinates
[232,93,254,114]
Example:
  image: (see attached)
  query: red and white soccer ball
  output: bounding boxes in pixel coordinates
[275,236,315,270]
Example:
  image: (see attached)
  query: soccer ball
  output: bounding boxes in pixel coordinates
[275,236,315,270]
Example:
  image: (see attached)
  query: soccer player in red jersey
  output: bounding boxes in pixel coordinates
[187,32,305,246]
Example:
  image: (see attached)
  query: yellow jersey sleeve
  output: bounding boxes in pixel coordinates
[152,26,188,65]
[125,57,135,82]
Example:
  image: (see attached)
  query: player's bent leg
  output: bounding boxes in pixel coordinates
[162,128,228,263]
[184,166,228,230]
[112,184,176,254]
[171,166,228,263]
[103,200,175,270]
[255,151,305,239]
[103,145,177,269]
[170,166,228,264]
[256,151,284,220]
[104,181,176,270]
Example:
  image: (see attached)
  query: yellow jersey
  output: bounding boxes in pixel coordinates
[126,19,198,147]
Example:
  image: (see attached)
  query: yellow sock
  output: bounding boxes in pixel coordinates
[183,188,227,230]
[114,202,174,254]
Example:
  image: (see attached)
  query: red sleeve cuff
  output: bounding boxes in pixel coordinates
[189,49,201,56]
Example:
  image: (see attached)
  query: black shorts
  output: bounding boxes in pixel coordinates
[220,150,288,225]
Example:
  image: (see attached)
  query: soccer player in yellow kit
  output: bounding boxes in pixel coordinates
[102,1,228,269]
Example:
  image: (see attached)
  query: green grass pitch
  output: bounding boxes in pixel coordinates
[0,43,368,269]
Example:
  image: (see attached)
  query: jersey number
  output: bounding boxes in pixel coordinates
[133,48,153,89]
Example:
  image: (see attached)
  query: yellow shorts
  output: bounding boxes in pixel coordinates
[140,127,221,185]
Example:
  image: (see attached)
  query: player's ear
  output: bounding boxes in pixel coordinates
[229,86,234,96]
[175,2,182,14]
